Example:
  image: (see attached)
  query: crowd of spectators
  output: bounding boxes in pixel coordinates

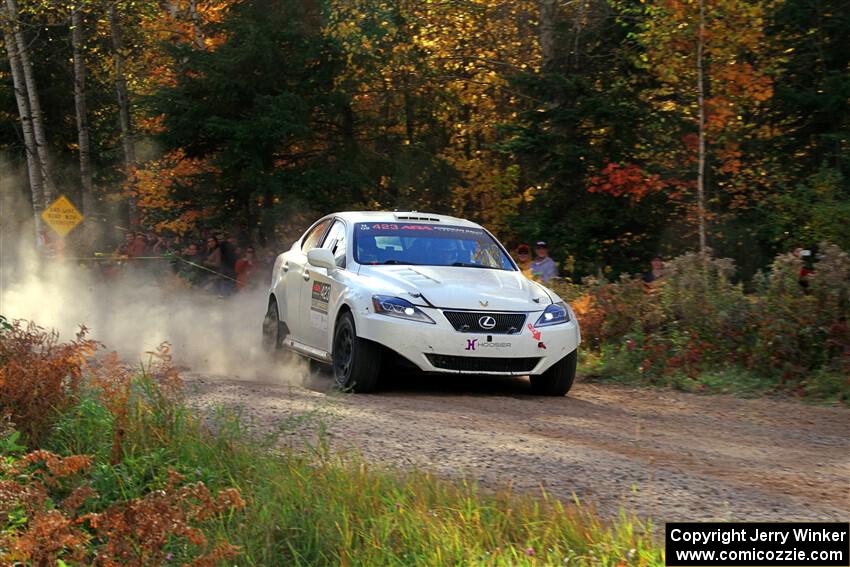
[512,241,559,283]
[104,227,273,295]
[104,228,675,295]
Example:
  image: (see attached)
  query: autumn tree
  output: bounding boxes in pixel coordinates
[502,0,670,275]
[637,0,776,253]
[1,2,45,244]
[755,0,850,253]
[0,0,845,277]
[1,0,59,245]
[151,0,359,238]
[71,1,95,220]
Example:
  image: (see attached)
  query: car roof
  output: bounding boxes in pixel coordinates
[332,211,482,228]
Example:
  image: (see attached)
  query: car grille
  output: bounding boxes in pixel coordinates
[426,354,540,373]
[442,311,526,334]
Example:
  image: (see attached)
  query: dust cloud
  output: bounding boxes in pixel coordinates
[1,248,310,383]
[0,171,306,384]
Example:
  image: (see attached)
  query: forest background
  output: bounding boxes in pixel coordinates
[1,0,848,279]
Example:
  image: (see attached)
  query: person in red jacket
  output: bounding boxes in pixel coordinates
[235,247,257,291]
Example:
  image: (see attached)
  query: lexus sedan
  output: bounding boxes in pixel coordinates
[262,211,580,394]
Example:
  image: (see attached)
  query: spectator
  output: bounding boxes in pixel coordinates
[235,247,257,291]
[515,243,531,276]
[202,236,224,292]
[218,234,239,295]
[177,242,206,287]
[115,232,134,256]
[127,233,147,258]
[152,233,174,256]
[643,255,665,283]
[226,235,241,256]
[143,229,159,255]
[256,249,277,283]
[794,248,814,291]
[530,241,558,283]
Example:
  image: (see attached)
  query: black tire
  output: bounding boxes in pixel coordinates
[262,298,284,352]
[332,311,381,392]
[530,349,577,396]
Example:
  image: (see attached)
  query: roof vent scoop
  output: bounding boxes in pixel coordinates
[393,212,441,222]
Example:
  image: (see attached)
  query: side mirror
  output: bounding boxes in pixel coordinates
[307,248,336,272]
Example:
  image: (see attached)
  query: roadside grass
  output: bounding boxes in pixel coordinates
[579,350,850,405]
[0,319,663,565]
[45,376,661,565]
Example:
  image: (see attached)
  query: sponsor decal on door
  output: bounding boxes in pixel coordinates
[311,281,330,313]
[310,281,331,330]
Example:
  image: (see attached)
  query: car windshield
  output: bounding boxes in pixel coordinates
[353,222,516,271]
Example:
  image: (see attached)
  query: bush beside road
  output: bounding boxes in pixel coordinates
[550,245,850,404]
[0,319,661,565]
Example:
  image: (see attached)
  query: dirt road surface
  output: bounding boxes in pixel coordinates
[185,372,850,522]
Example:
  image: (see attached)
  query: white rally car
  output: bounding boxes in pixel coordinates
[262,211,580,395]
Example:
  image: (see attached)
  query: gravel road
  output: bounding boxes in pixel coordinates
[185,371,850,522]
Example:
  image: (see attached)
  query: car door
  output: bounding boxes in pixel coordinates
[283,218,331,343]
[301,219,348,351]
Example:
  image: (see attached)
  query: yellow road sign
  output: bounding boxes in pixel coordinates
[41,195,84,238]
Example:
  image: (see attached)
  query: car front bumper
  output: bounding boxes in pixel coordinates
[355,307,580,375]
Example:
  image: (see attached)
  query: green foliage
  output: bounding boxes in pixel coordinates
[768,0,850,176]
[152,0,362,230]
[765,167,850,251]
[561,245,850,402]
[0,428,26,456]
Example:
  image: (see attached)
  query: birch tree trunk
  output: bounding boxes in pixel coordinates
[1,7,45,245]
[5,0,55,206]
[108,2,137,227]
[72,3,95,218]
[188,0,205,49]
[696,0,707,255]
[539,0,557,73]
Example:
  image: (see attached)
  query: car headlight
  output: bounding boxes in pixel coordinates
[534,301,571,327]
[372,295,435,324]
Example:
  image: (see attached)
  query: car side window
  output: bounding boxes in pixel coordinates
[321,220,347,268]
[301,219,331,252]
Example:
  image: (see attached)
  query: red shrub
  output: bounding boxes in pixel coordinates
[0,321,98,445]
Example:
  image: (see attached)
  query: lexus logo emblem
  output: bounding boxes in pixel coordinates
[478,316,497,330]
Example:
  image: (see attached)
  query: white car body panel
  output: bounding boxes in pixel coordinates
[268,211,580,375]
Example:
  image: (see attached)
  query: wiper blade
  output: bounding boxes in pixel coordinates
[451,262,496,269]
[381,260,419,265]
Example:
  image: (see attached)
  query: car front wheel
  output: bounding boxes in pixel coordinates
[529,349,577,396]
[333,311,381,392]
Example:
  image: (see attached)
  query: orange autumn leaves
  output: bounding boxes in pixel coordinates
[126,149,217,234]
[588,162,669,202]
[0,322,245,565]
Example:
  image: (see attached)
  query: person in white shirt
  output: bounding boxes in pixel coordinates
[530,241,558,283]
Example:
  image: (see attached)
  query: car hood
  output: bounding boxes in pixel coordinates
[358,265,552,311]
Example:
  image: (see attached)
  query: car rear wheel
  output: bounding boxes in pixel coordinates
[333,312,381,392]
[529,349,577,396]
[262,298,283,352]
